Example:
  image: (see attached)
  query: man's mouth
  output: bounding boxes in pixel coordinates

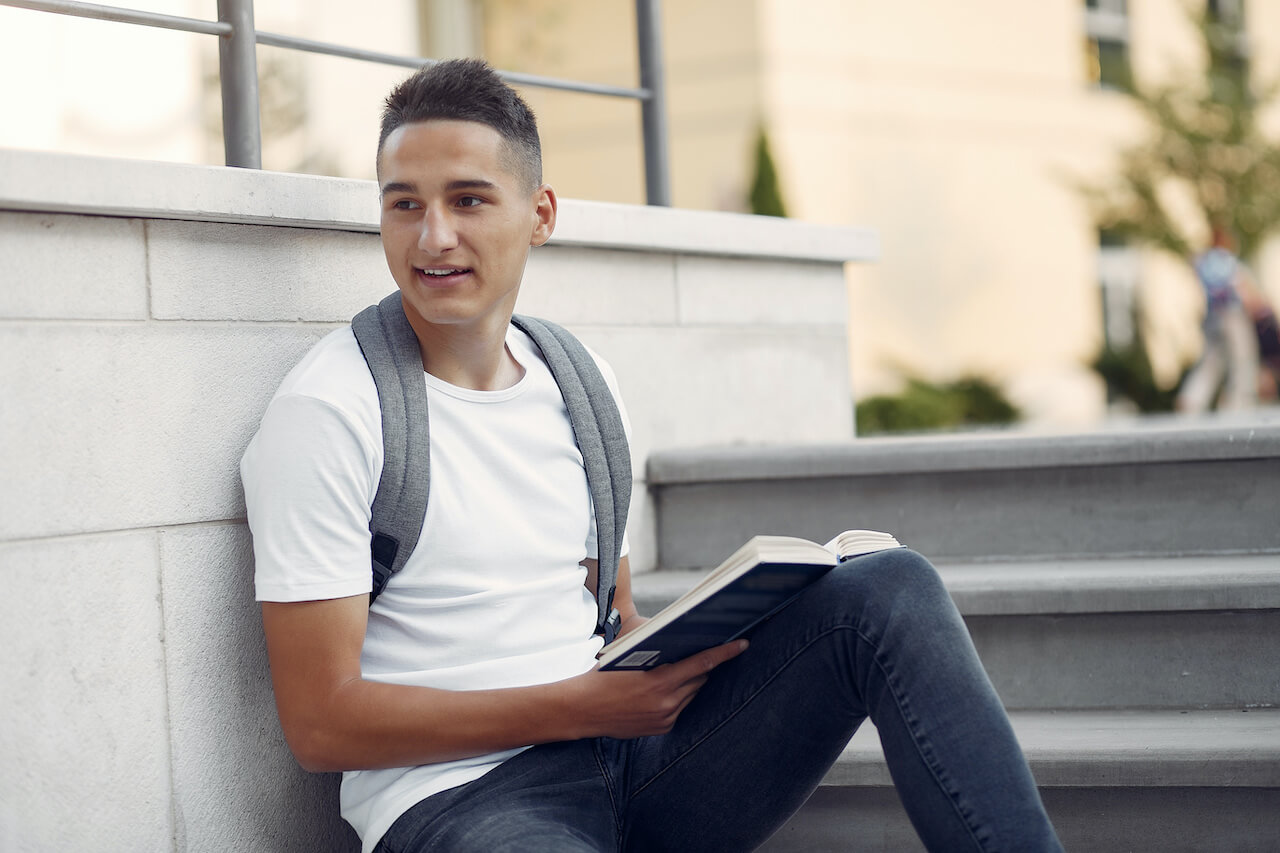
[416,266,471,282]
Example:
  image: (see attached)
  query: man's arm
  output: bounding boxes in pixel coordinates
[262,558,744,773]
[581,554,647,637]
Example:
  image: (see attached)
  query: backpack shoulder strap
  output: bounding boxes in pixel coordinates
[512,315,632,643]
[351,292,430,604]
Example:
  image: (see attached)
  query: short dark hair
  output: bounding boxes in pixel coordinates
[378,58,542,188]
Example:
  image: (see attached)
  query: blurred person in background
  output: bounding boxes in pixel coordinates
[1177,225,1260,412]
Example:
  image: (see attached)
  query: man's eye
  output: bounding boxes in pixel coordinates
[392,199,420,210]
[457,196,483,208]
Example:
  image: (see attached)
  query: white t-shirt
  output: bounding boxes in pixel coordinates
[240,321,630,852]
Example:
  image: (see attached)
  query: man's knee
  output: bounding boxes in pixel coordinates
[831,547,943,596]
[812,547,955,631]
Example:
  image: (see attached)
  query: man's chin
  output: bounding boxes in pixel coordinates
[397,298,510,332]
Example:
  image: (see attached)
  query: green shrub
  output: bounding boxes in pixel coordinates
[1088,302,1190,412]
[1091,341,1180,412]
[856,376,1020,435]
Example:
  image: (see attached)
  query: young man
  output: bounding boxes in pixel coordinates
[242,59,1062,852]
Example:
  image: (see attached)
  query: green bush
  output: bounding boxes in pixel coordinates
[856,376,1020,435]
[748,127,788,218]
[1091,341,1180,412]
[1088,302,1190,412]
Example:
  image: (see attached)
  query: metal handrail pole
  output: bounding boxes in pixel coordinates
[217,0,261,168]
[0,0,230,35]
[635,0,671,206]
[4,1,672,192]
[255,30,651,100]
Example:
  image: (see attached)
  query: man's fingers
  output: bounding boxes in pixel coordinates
[672,639,749,680]
[661,641,748,721]
[703,638,749,668]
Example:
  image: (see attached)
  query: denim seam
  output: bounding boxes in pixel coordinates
[592,738,626,853]
[870,630,989,852]
[628,623,989,852]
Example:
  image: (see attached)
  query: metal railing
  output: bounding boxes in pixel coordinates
[2,0,672,205]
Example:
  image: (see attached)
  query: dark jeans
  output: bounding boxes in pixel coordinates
[373,549,1062,852]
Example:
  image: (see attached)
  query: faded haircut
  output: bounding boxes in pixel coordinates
[378,57,542,188]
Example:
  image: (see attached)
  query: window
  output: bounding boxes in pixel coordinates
[1206,0,1250,95]
[1097,229,1140,350]
[1207,0,1245,30]
[1084,0,1132,92]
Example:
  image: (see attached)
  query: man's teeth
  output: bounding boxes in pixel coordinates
[422,268,465,276]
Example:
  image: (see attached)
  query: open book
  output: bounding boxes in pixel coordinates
[597,530,903,671]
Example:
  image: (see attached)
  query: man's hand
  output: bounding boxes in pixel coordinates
[567,640,749,739]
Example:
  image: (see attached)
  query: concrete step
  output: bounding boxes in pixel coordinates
[646,424,1280,566]
[760,708,1280,852]
[643,425,1280,848]
[631,554,1280,710]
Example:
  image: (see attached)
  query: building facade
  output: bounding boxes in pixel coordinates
[4,0,1278,425]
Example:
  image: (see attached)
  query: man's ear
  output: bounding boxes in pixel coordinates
[530,184,558,247]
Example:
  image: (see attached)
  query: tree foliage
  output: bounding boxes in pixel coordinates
[1079,6,1280,261]
[748,126,788,217]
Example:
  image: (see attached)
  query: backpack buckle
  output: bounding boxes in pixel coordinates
[599,608,621,645]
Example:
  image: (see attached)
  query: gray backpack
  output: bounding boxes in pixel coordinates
[351,293,632,642]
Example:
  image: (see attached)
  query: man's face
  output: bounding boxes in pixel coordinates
[378,120,555,334]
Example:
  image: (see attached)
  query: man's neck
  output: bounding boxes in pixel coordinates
[410,314,524,391]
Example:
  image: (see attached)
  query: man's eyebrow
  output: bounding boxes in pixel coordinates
[446,179,499,192]
[380,180,415,198]
[379,178,500,198]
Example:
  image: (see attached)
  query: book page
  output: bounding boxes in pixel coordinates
[823,529,902,560]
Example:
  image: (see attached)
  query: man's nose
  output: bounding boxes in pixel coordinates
[417,207,458,254]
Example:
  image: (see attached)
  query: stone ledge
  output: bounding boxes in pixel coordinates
[647,422,1280,483]
[631,553,1280,616]
[0,148,878,263]
[832,708,1280,788]
[935,553,1280,614]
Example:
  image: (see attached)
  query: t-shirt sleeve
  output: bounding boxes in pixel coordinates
[241,392,379,602]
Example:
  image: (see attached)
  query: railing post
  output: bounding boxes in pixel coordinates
[217,0,262,168]
[636,0,671,206]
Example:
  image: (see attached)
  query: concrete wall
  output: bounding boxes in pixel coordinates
[0,149,872,851]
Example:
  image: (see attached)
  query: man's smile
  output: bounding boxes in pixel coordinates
[415,266,473,285]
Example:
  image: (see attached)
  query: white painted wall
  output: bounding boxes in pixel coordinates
[0,149,872,851]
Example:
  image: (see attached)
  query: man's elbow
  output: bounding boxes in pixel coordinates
[280,716,351,773]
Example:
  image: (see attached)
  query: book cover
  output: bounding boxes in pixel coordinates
[598,530,901,671]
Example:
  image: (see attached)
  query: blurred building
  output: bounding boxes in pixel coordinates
[473,0,1280,426]
[4,0,1278,426]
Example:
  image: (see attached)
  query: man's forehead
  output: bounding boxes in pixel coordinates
[381,120,505,166]
[378,119,531,188]
[388,117,502,143]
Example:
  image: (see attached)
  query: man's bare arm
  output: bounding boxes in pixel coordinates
[581,554,648,637]
[262,556,743,773]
